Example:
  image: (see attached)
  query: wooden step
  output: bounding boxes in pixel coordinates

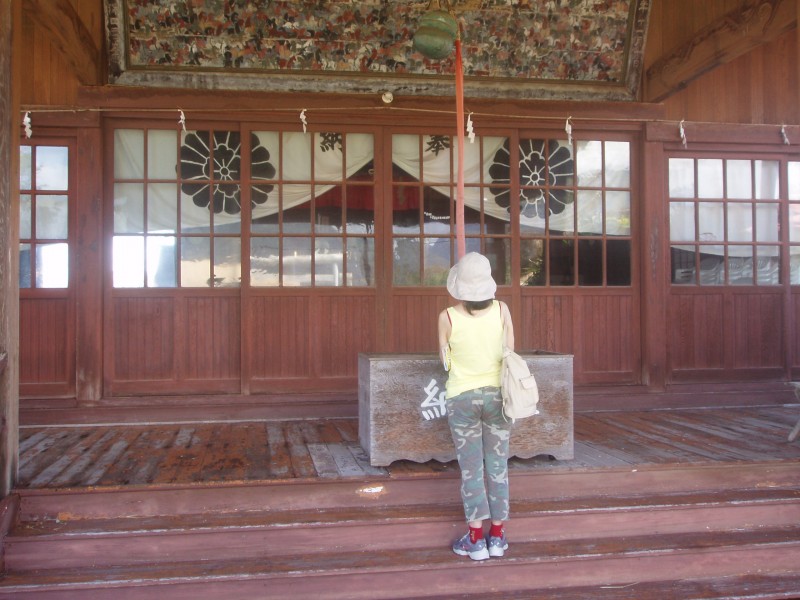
[1,526,799,598]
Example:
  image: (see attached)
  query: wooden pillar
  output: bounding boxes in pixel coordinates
[0,0,20,497]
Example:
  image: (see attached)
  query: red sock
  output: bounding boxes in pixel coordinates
[489,523,504,538]
[469,525,483,543]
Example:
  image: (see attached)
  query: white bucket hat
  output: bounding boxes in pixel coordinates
[446,252,497,302]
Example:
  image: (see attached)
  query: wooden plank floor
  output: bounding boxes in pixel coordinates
[15,406,800,490]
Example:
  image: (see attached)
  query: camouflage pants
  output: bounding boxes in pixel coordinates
[446,386,512,523]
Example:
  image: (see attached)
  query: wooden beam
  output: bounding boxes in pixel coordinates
[22,0,100,86]
[645,0,797,103]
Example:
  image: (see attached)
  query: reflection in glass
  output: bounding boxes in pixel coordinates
[606,191,630,235]
[726,160,752,199]
[393,237,420,286]
[36,147,69,191]
[423,237,451,285]
[697,159,723,198]
[485,238,510,285]
[726,203,753,242]
[250,237,280,286]
[789,162,800,200]
[20,146,32,189]
[283,185,312,234]
[790,205,800,242]
[578,239,602,285]
[20,194,32,239]
[755,203,779,243]
[423,187,450,234]
[36,195,68,239]
[147,183,178,233]
[316,187,343,234]
[315,237,344,286]
[699,246,725,285]
[756,247,780,285]
[147,236,177,287]
[113,236,144,288]
[115,130,144,179]
[549,239,574,285]
[115,183,145,234]
[727,248,753,286]
[576,140,601,187]
[213,237,241,287]
[755,160,779,200]
[671,247,696,284]
[520,239,545,286]
[698,202,724,242]
[669,158,694,198]
[147,130,178,179]
[251,197,280,235]
[283,237,312,286]
[484,205,508,235]
[346,237,374,286]
[345,185,375,234]
[393,186,420,233]
[35,243,68,288]
[607,239,631,286]
[19,243,31,288]
[791,254,800,285]
[180,237,211,287]
[577,190,602,236]
[604,141,630,188]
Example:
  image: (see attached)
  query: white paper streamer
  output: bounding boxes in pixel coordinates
[300,109,307,133]
[178,110,186,132]
[22,112,32,138]
[781,125,790,145]
[466,112,475,143]
[679,119,687,148]
[565,115,573,145]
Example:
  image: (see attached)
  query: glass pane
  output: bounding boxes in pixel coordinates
[604,141,630,188]
[180,130,211,182]
[251,195,280,235]
[464,199,481,234]
[36,146,69,190]
[607,239,631,286]
[669,158,694,198]
[283,133,311,180]
[728,248,753,286]
[113,236,144,287]
[115,130,144,179]
[698,202,724,242]
[485,238,511,285]
[756,247,780,285]
[181,237,211,287]
[699,246,724,285]
[393,237,421,286]
[670,201,695,241]
[726,160,752,199]
[578,239,602,285]
[19,243,31,288]
[210,184,242,224]
[315,237,344,287]
[549,239,574,285]
[315,132,344,179]
[790,205,800,242]
[423,186,450,234]
[114,183,145,234]
[283,237,311,286]
[283,185,312,234]
[460,138,481,184]
[423,237,451,285]
[671,247,696,284]
[213,131,241,181]
[754,160,779,199]
[520,238,545,286]
[20,146,32,190]
[181,187,211,233]
[250,237,280,286]
[346,237,374,286]
[727,203,752,242]
[147,130,178,179]
[605,191,630,236]
[789,162,800,200]
[346,185,374,233]
[213,237,241,287]
[316,186,343,234]
[32,243,67,288]
[484,208,509,235]
[755,203,779,243]
[697,159,723,198]
[252,131,279,180]
[346,134,374,181]
[393,186,420,233]
[147,236,177,287]
[576,190,602,236]
[549,189,575,235]
[576,140,601,187]
[791,252,800,285]
[148,183,178,233]
[36,195,68,239]
[423,135,451,183]
[19,194,32,239]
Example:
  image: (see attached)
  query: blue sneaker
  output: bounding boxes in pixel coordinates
[487,533,508,557]
[452,533,490,561]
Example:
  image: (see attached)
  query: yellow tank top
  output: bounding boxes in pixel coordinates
[445,300,504,398]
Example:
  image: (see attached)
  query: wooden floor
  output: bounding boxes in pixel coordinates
[16,405,800,490]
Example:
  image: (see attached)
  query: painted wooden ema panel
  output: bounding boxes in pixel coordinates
[358,352,573,467]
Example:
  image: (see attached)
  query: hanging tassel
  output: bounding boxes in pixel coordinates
[679,119,687,148]
[178,110,186,132]
[781,125,790,145]
[22,112,32,138]
[565,115,573,145]
[300,109,308,133]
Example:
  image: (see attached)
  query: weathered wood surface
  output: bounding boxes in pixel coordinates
[359,353,573,467]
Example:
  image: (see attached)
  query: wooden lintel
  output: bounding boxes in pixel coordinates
[23,0,100,86]
[645,0,797,103]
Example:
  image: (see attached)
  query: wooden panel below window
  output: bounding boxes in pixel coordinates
[19,298,73,395]
[112,297,174,382]
[316,295,376,378]
[182,296,240,381]
[249,295,311,380]
[387,294,450,354]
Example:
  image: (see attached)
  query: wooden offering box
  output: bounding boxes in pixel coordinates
[358,352,573,467]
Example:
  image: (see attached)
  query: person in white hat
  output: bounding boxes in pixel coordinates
[437,252,515,560]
